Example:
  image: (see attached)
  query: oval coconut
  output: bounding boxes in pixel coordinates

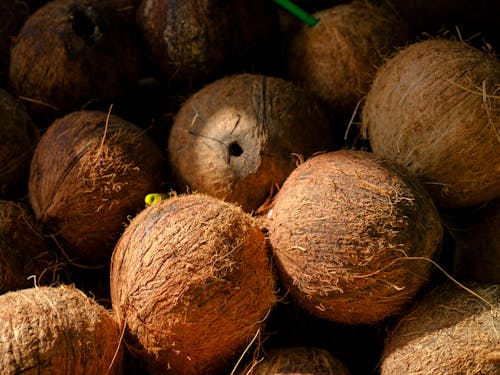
[287,0,408,116]
[168,73,337,212]
[9,0,140,119]
[0,284,124,374]
[268,150,443,324]
[110,193,276,374]
[362,39,500,208]
[0,200,56,293]
[381,282,500,374]
[136,0,280,91]
[0,88,39,198]
[29,110,166,265]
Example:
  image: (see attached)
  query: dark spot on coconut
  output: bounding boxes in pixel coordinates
[228,141,243,157]
[69,5,103,45]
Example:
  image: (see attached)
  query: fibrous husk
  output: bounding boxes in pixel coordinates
[0,88,39,198]
[29,110,166,265]
[268,150,443,324]
[0,284,124,374]
[110,193,276,374]
[287,0,409,116]
[381,282,500,375]
[361,38,500,208]
[168,73,337,213]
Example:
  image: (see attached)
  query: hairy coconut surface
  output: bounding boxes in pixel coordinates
[0,284,124,374]
[268,150,443,324]
[243,346,351,375]
[136,0,281,91]
[110,193,276,374]
[168,73,336,212]
[381,282,500,374]
[9,0,140,119]
[29,110,166,265]
[362,39,500,208]
[0,88,39,198]
[287,0,408,116]
[0,200,56,293]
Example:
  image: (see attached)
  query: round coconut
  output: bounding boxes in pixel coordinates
[0,284,124,374]
[242,346,351,375]
[361,39,500,208]
[453,199,500,284]
[168,73,337,213]
[267,150,443,324]
[136,0,281,91]
[0,200,56,293]
[286,1,408,116]
[0,88,39,198]
[110,193,276,374]
[381,282,500,374]
[9,0,140,120]
[28,110,166,265]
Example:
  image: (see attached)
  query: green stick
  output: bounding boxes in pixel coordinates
[273,0,319,27]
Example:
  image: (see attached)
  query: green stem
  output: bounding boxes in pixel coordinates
[273,0,319,27]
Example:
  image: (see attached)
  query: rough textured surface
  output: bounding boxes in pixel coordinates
[287,0,408,115]
[362,39,500,208]
[381,282,500,375]
[29,110,166,265]
[0,284,124,374]
[268,150,443,324]
[168,73,336,212]
[110,193,276,375]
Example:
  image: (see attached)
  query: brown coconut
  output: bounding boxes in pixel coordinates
[268,150,443,324]
[0,284,124,374]
[242,346,351,375]
[29,110,166,265]
[287,0,409,116]
[381,282,500,374]
[9,0,140,120]
[110,193,276,374]
[0,88,39,198]
[136,0,281,91]
[168,73,337,213]
[362,39,500,208]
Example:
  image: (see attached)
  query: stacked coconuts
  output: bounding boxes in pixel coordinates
[0,0,499,374]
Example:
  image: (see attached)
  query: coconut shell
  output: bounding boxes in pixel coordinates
[136,0,281,91]
[362,39,500,208]
[0,284,124,374]
[168,73,337,212]
[287,1,408,116]
[0,88,39,198]
[29,110,166,265]
[268,150,443,324]
[110,193,276,374]
[381,282,500,374]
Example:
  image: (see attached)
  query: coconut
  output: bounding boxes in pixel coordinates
[0,88,39,198]
[136,0,281,91]
[29,110,167,265]
[110,193,276,374]
[267,150,443,324]
[381,282,500,374]
[0,284,124,374]
[0,200,57,293]
[286,1,408,116]
[168,73,337,212]
[9,0,140,121]
[362,39,500,208]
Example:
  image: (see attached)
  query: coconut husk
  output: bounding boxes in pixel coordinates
[362,39,500,208]
[28,110,167,265]
[0,284,124,374]
[110,193,276,374]
[168,73,337,213]
[268,150,443,324]
[381,282,500,374]
[287,0,409,116]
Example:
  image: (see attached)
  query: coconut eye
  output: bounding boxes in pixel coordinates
[69,5,103,45]
[228,141,243,157]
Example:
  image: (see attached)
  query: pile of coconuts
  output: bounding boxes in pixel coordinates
[0,0,499,374]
